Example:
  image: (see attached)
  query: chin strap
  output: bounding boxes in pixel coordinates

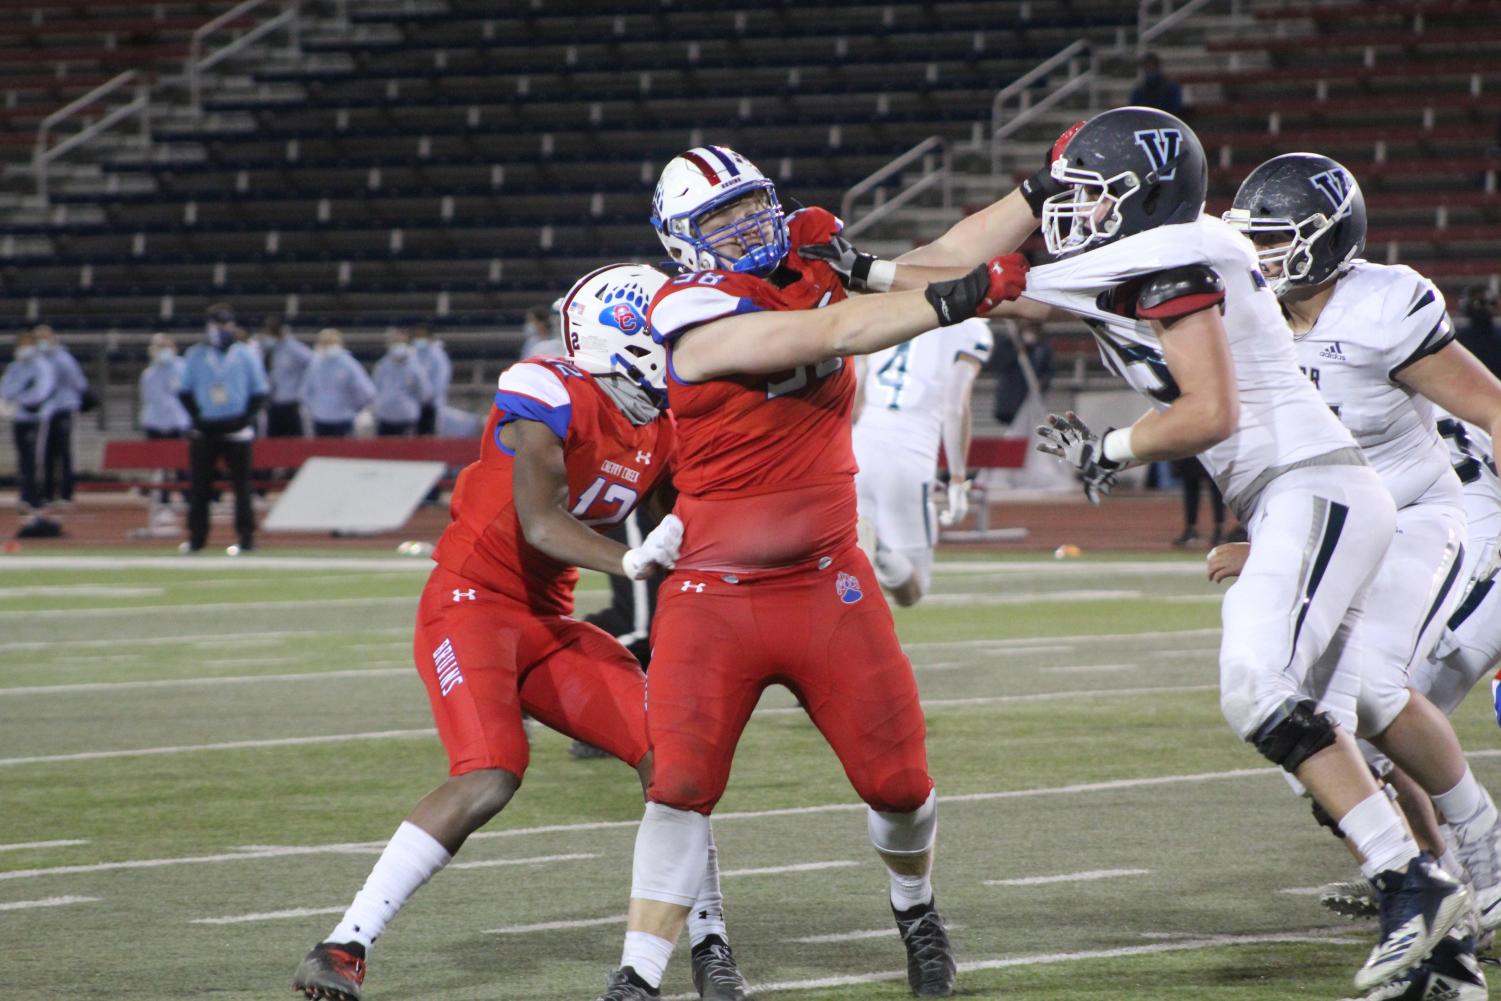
[596,373,661,425]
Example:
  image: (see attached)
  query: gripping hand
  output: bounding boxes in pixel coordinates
[621,514,684,580]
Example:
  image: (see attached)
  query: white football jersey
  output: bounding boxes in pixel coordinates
[1025,214,1356,517]
[1293,261,1459,509]
[853,318,993,468]
[1439,409,1501,550]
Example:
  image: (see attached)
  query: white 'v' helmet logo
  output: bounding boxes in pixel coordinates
[1133,128,1182,180]
[1308,168,1351,210]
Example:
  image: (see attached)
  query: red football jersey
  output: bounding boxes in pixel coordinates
[647,206,859,574]
[432,358,675,614]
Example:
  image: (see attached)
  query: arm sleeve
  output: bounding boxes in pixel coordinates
[493,362,574,442]
[1386,277,1456,381]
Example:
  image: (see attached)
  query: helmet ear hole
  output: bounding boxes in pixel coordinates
[1141,185,1161,216]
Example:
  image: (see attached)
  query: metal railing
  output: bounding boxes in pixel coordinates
[188,0,302,113]
[989,39,1095,174]
[840,136,950,238]
[1138,0,1236,52]
[33,71,151,200]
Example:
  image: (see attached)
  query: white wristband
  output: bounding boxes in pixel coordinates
[866,259,897,293]
[1101,427,1138,465]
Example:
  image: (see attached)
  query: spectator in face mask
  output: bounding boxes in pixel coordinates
[1,329,57,513]
[519,304,562,359]
[34,324,91,509]
[410,323,452,435]
[371,329,433,437]
[300,329,376,437]
[139,333,190,510]
[262,316,313,437]
[178,303,268,554]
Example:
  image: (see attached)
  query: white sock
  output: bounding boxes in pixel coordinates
[687,826,728,948]
[889,870,933,912]
[1435,768,1496,833]
[328,821,452,949]
[1342,791,1421,878]
[622,930,674,989]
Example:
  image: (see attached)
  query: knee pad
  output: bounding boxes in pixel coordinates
[1356,683,1412,739]
[1251,698,1338,773]
[867,788,937,857]
[631,802,710,907]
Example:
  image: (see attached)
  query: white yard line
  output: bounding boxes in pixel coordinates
[660,927,1366,999]
[0,667,414,697]
[448,852,599,871]
[0,729,435,767]
[487,914,629,934]
[921,590,1143,606]
[191,906,346,926]
[0,596,417,620]
[0,839,88,852]
[1041,663,1138,674]
[0,765,1282,882]
[900,627,1222,652]
[0,683,1219,761]
[0,626,410,653]
[0,585,165,599]
[0,895,99,912]
[0,556,434,572]
[933,560,1205,576]
[720,861,858,878]
[984,868,1151,887]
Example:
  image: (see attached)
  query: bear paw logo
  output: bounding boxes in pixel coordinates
[835,571,863,605]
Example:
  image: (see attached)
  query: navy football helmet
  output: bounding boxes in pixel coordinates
[1040,106,1208,256]
[1224,153,1366,297]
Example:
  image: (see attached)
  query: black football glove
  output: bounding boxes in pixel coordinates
[798,233,889,292]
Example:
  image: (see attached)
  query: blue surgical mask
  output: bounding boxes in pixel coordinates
[15,345,36,361]
[207,324,234,349]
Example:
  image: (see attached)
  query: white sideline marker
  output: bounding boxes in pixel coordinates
[984,868,1151,887]
[0,895,98,911]
[791,924,964,944]
[448,852,599,871]
[721,861,858,878]
[0,839,88,852]
[487,914,628,935]
[192,906,346,926]
[660,927,1367,999]
[0,765,1282,882]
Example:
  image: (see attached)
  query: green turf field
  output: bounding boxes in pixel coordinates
[2,551,1497,1000]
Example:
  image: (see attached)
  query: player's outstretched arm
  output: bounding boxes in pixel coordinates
[506,419,679,580]
[671,256,1028,382]
[1398,341,1501,451]
[1119,307,1241,462]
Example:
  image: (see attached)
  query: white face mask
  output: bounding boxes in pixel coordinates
[390,343,410,359]
[317,345,337,357]
[16,345,37,361]
[153,348,175,363]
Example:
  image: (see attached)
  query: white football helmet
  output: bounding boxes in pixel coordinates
[560,263,669,403]
[651,145,789,276]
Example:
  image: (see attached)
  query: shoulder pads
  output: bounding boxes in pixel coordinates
[1137,265,1226,321]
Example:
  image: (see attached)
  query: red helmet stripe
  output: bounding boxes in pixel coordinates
[681,149,722,185]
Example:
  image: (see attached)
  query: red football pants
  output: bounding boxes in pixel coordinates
[645,546,932,815]
[414,566,649,778]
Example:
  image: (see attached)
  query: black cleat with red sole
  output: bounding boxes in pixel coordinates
[293,941,366,1001]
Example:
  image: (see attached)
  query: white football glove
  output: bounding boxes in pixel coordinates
[938,480,969,527]
[1035,411,1121,506]
[621,513,683,580]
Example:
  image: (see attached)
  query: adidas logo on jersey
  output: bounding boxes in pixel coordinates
[1318,342,1347,362]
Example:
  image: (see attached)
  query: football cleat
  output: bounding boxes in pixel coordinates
[691,935,750,1001]
[1321,876,1380,920]
[1356,854,1472,992]
[595,966,660,1000]
[293,941,365,1001]
[893,900,957,998]
[1340,931,1488,1001]
[1452,809,1501,931]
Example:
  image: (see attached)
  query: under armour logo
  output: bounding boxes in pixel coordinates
[453,588,476,601]
[1133,128,1182,180]
[681,581,705,592]
[637,450,652,465]
[1308,167,1352,210]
